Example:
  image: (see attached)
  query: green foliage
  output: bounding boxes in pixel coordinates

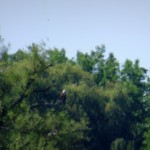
[0,36,10,63]
[0,41,150,150]
[46,48,67,65]
[10,49,29,62]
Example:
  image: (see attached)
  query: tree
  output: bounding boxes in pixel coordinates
[120,59,149,150]
[1,40,150,150]
[0,44,89,149]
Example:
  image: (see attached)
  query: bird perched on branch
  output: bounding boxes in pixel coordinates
[60,89,66,104]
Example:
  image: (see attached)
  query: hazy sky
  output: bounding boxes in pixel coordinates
[0,0,150,70]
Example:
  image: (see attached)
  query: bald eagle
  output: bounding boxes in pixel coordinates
[60,90,66,104]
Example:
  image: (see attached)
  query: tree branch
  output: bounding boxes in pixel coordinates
[1,63,53,118]
[10,78,34,109]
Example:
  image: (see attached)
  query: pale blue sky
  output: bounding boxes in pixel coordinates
[0,0,150,70]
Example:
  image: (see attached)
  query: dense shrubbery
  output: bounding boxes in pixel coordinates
[1,37,150,149]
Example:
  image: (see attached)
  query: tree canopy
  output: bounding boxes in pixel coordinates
[0,38,150,150]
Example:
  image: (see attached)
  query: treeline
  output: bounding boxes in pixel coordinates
[0,37,150,150]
